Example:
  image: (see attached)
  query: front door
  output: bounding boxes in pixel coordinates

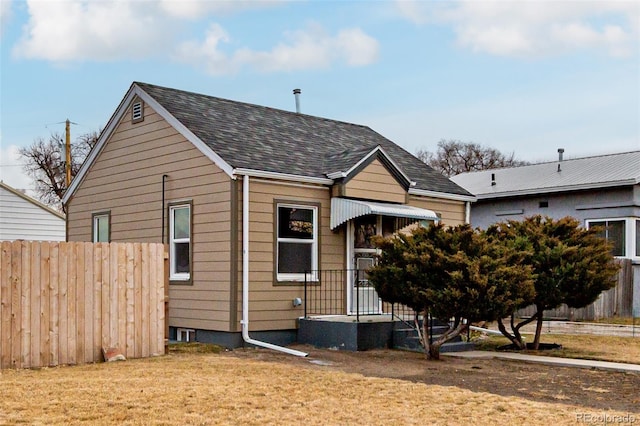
[348,216,381,314]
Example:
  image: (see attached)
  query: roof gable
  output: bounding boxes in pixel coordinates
[327,145,414,188]
[64,82,473,204]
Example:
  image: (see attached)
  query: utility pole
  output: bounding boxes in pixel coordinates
[65,118,71,187]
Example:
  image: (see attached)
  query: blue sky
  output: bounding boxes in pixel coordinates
[1,0,638,193]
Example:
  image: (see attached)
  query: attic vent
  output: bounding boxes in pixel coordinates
[132,101,144,123]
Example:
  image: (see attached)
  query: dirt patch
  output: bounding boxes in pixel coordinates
[226,344,640,414]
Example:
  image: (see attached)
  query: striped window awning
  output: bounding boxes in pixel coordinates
[330,198,439,230]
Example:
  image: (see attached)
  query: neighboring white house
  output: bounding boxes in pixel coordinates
[0,181,65,241]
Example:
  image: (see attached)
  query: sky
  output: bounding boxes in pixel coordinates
[1,0,639,194]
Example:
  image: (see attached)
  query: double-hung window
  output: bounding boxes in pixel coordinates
[276,204,318,281]
[170,204,191,282]
[92,212,110,242]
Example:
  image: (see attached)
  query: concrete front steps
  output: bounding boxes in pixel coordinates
[393,320,476,353]
[298,315,475,352]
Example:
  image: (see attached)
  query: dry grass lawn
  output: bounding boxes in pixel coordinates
[474,333,640,364]
[0,346,636,426]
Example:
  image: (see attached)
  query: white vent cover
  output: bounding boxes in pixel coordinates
[132,101,143,122]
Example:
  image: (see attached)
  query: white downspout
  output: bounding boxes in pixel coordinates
[241,175,308,357]
[465,201,471,225]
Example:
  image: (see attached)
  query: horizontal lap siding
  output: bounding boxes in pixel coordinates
[238,179,344,331]
[408,196,466,225]
[67,102,233,332]
[344,160,405,203]
[0,189,65,241]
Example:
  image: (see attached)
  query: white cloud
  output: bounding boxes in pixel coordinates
[395,0,639,58]
[13,0,175,62]
[0,0,13,38]
[12,1,378,73]
[0,144,35,194]
[175,23,379,75]
[158,0,278,20]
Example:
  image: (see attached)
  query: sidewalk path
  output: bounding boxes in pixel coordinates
[487,320,640,338]
[444,350,640,374]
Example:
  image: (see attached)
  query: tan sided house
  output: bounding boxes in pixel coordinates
[63,82,474,352]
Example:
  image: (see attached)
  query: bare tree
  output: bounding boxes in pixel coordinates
[19,130,99,211]
[417,139,528,177]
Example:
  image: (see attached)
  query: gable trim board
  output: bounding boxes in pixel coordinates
[408,188,476,202]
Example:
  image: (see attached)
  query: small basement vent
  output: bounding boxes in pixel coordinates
[177,328,195,342]
[132,101,144,123]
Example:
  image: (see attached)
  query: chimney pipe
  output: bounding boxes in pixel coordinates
[293,88,301,113]
[491,173,496,186]
[557,148,564,162]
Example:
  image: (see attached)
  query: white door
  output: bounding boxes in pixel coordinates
[348,216,382,315]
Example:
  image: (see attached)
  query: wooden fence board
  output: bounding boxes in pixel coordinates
[0,241,166,369]
[125,243,135,358]
[141,243,150,358]
[30,242,41,369]
[517,259,636,321]
[11,241,22,368]
[20,241,31,369]
[1,241,12,369]
[93,244,102,362]
[49,242,59,367]
[67,242,77,366]
[74,242,84,365]
[149,243,158,356]
[58,243,68,366]
[134,243,142,358]
[40,241,50,367]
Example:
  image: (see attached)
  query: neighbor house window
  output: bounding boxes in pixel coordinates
[276,204,318,281]
[169,203,191,282]
[92,212,110,242]
[588,219,626,257]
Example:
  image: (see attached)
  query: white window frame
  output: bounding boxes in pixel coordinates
[586,217,639,260]
[170,204,191,281]
[276,203,318,282]
[92,212,110,243]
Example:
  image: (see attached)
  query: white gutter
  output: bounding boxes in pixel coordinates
[408,188,476,202]
[241,174,308,357]
[470,179,638,200]
[234,168,333,185]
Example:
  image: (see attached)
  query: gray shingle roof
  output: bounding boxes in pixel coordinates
[451,150,640,199]
[136,82,471,197]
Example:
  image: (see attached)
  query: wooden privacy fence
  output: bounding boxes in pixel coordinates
[517,258,637,321]
[0,241,166,369]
